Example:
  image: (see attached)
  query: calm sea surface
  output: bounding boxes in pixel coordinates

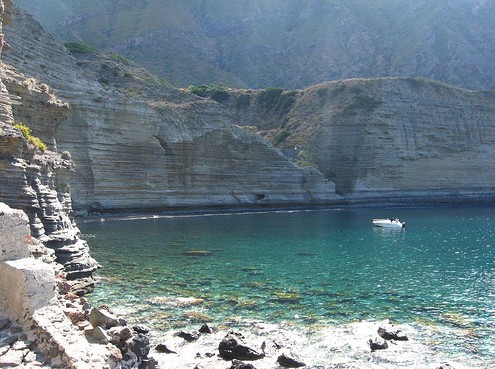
[80,207,495,368]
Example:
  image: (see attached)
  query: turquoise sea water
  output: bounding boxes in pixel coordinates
[80,207,495,368]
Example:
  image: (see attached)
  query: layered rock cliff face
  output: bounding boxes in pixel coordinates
[225,79,495,204]
[298,79,495,202]
[4,7,339,212]
[4,6,495,212]
[0,5,98,293]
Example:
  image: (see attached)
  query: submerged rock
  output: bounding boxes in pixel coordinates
[149,296,204,307]
[184,250,213,256]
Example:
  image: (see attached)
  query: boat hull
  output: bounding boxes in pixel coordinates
[372,219,405,228]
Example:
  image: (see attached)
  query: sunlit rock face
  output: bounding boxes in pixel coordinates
[220,77,495,205]
[285,79,495,204]
[4,7,340,212]
[0,5,98,294]
[4,6,495,213]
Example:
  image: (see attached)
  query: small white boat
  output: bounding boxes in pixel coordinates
[373,218,405,228]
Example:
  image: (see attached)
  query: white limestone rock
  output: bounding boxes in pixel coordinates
[0,202,31,262]
[0,258,56,319]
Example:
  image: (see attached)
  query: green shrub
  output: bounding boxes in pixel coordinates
[187,84,230,103]
[257,88,297,117]
[64,42,99,54]
[210,89,229,103]
[13,123,47,152]
[188,85,209,97]
[341,90,382,117]
[273,129,290,145]
[127,86,143,95]
[257,87,283,108]
[109,53,132,66]
[277,90,297,116]
[236,94,251,109]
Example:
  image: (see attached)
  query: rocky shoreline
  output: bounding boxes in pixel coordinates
[0,282,461,369]
[0,202,465,369]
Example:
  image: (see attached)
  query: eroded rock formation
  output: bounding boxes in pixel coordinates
[0,3,97,294]
[272,79,495,204]
[4,6,340,212]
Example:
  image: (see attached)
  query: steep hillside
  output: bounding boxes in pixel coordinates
[4,7,338,212]
[214,79,495,204]
[15,0,495,90]
[4,6,495,211]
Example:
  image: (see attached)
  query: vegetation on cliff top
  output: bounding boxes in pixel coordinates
[64,41,99,55]
[63,42,173,97]
[187,84,230,103]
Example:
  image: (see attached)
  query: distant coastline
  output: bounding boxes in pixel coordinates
[75,195,495,222]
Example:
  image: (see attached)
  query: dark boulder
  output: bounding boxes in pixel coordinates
[368,336,388,351]
[435,364,455,369]
[377,325,408,341]
[177,331,200,342]
[218,335,264,361]
[130,333,150,358]
[277,353,306,368]
[199,323,215,334]
[155,343,177,354]
[133,324,150,334]
[0,318,11,330]
[141,357,160,369]
[229,359,257,369]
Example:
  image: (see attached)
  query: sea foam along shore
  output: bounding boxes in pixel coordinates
[131,314,482,369]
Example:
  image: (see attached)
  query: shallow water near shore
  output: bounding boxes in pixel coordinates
[80,207,495,368]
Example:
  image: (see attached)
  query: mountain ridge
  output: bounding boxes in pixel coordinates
[15,0,495,90]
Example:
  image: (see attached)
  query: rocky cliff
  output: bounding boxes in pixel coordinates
[0,5,98,293]
[3,6,495,213]
[14,0,495,91]
[224,79,495,204]
[4,7,339,212]
[0,203,109,368]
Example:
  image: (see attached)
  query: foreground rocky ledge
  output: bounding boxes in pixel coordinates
[0,202,158,368]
